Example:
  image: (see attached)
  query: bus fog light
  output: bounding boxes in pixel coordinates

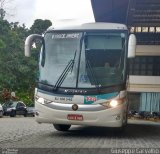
[116,114,121,120]
[109,100,118,108]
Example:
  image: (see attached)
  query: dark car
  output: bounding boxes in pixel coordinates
[27,107,35,117]
[3,101,27,117]
[0,104,3,118]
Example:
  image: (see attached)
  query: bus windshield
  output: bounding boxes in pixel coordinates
[39,31,127,89]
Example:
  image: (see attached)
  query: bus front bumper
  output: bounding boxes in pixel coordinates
[35,101,126,127]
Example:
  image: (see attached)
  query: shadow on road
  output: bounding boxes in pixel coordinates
[50,123,160,139]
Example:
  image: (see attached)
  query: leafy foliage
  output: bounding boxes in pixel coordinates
[30,19,52,34]
[0,17,52,106]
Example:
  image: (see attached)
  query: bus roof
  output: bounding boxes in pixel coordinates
[47,22,128,31]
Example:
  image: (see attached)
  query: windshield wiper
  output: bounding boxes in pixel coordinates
[53,50,77,91]
[86,60,101,93]
[70,50,77,73]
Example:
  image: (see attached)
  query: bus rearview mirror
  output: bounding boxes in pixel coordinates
[25,34,43,57]
[128,34,136,58]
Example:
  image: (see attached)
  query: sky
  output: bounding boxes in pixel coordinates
[6,0,95,28]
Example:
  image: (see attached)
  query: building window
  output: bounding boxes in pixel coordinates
[129,27,160,45]
[140,93,160,112]
[129,56,160,76]
[128,92,160,112]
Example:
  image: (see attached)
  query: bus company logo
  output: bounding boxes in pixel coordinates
[64,89,87,94]
[86,96,97,102]
[72,104,78,111]
[52,33,80,39]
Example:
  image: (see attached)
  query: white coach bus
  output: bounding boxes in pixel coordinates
[25,23,136,131]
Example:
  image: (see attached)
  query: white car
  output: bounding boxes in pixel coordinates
[0,104,3,117]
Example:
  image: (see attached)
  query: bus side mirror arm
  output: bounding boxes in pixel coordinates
[25,34,43,57]
[128,34,136,58]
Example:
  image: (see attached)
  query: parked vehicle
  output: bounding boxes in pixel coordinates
[0,104,3,118]
[152,112,160,119]
[128,110,138,118]
[3,101,27,117]
[139,111,152,119]
[27,107,35,117]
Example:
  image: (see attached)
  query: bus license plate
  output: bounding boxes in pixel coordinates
[67,114,83,121]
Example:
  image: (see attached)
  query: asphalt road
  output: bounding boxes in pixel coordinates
[0,117,160,153]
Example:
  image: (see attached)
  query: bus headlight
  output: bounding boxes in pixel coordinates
[109,100,118,107]
[101,98,125,108]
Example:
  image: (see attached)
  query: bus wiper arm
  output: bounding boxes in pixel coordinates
[70,50,77,73]
[53,60,73,91]
[53,50,77,91]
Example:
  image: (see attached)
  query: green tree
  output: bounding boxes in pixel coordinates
[0,19,36,105]
[0,17,53,106]
[30,19,52,34]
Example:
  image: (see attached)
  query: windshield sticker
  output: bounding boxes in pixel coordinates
[84,92,119,104]
[86,96,97,102]
[80,74,89,83]
[52,33,80,39]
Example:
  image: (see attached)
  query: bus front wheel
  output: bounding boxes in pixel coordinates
[53,124,71,131]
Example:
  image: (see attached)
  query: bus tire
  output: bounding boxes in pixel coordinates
[53,124,71,131]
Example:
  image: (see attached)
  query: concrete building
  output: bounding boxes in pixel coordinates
[91,0,160,112]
